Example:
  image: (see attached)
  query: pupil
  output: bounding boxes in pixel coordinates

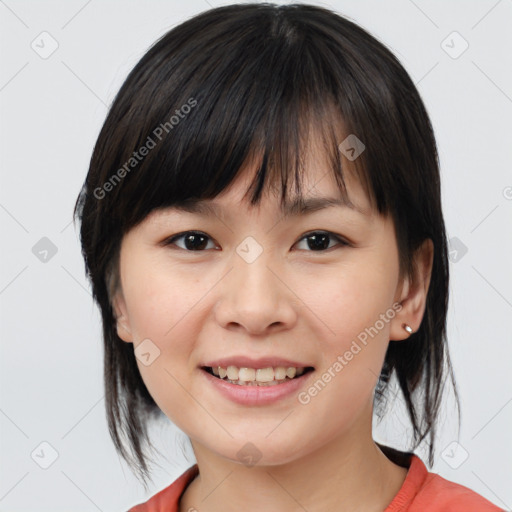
[185,233,207,250]
[308,233,329,250]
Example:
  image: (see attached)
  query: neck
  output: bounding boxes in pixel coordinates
[179,407,409,512]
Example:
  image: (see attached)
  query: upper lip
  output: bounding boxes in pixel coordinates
[201,356,313,369]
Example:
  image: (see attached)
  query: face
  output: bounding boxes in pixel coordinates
[112,146,428,467]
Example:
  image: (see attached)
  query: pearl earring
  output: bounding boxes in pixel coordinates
[402,324,413,335]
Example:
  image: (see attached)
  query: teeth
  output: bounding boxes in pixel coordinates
[238,367,256,381]
[256,367,274,382]
[208,364,309,384]
[286,367,297,379]
[274,366,287,380]
[226,366,239,380]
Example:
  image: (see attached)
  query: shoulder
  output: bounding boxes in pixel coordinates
[387,453,504,512]
[412,468,505,511]
[127,464,199,512]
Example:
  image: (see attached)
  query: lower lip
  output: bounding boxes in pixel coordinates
[200,368,314,406]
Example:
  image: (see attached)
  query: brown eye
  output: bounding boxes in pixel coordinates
[295,231,348,252]
[165,231,216,251]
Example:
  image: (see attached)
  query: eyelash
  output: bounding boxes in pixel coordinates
[163,230,350,253]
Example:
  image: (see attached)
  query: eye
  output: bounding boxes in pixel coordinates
[294,231,349,252]
[164,231,218,251]
[162,230,349,252]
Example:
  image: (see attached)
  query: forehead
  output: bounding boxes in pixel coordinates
[211,153,372,215]
[141,123,377,230]
[150,158,373,226]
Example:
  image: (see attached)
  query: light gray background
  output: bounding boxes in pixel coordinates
[1,0,511,510]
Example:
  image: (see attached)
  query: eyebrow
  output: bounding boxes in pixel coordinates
[170,196,368,218]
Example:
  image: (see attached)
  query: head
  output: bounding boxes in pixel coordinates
[74,2,458,487]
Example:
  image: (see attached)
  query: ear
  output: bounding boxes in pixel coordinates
[112,290,134,343]
[390,239,434,341]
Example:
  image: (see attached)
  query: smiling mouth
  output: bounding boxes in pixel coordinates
[202,365,315,386]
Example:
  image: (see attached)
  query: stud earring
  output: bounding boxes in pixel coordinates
[402,323,413,335]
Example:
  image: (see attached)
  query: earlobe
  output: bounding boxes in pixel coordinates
[112,292,134,343]
[390,239,434,341]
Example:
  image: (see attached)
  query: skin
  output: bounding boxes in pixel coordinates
[113,143,433,512]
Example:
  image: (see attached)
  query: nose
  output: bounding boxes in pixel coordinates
[214,251,298,336]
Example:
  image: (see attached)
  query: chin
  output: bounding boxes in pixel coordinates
[213,438,308,469]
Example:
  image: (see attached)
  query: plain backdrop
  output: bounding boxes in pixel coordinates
[1,0,511,510]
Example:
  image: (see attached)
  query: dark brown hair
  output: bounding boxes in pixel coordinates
[73,2,459,488]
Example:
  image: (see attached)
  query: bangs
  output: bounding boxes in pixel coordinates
[94,5,400,235]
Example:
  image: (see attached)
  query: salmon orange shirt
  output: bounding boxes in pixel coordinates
[128,452,504,511]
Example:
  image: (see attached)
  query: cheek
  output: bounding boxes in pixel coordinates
[297,259,397,343]
[122,256,211,342]
[291,255,400,411]
[287,263,398,438]
[120,256,224,422]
